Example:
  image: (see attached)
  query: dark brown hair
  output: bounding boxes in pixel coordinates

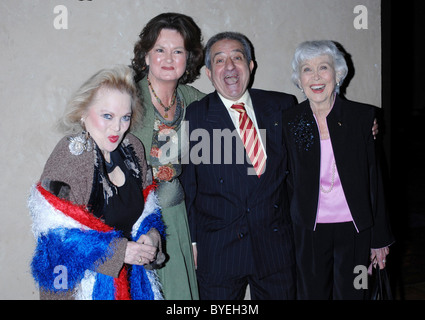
[131,12,204,84]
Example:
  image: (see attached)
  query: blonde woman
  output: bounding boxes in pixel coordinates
[29,65,165,300]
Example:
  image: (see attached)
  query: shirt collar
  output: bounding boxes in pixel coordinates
[217,91,252,112]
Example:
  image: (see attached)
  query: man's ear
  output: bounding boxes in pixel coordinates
[205,67,212,81]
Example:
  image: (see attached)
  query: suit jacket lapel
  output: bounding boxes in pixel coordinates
[250,89,276,129]
[205,92,255,178]
[327,95,348,165]
[205,92,235,129]
[250,90,281,184]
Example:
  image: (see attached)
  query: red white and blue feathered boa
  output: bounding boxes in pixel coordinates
[29,183,165,300]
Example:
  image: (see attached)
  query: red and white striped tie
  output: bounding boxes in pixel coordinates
[231,103,266,177]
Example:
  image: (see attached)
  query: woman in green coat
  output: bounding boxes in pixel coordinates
[131,13,205,299]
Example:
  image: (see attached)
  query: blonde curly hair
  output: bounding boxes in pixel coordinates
[58,65,143,134]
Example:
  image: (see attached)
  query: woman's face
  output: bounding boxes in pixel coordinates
[145,28,187,83]
[83,87,132,161]
[299,54,337,106]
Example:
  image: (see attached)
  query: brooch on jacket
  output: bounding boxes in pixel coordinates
[68,131,93,155]
[288,112,315,151]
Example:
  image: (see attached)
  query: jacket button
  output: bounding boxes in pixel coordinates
[238,232,245,239]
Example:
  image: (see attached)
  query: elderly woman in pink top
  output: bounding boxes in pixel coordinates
[282,40,394,299]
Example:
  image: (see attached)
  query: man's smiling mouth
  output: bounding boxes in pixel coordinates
[224,75,239,85]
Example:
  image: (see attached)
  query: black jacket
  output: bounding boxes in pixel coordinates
[282,95,394,248]
[181,89,296,278]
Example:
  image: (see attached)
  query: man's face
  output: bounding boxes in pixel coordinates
[206,39,254,101]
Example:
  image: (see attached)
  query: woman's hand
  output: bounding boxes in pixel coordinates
[140,229,161,249]
[370,246,390,269]
[124,240,158,266]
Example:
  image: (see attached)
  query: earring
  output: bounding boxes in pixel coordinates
[336,77,341,87]
[298,82,304,93]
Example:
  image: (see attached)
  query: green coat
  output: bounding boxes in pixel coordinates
[134,77,206,163]
[132,77,205,300]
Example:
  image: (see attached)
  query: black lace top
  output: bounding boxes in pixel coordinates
[91,145,145,239]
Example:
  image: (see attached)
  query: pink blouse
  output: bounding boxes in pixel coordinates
[314,138,358,232]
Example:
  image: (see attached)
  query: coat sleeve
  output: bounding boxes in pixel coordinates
[366,108,394,248]
[179,103,200,243]
[40,136,95,205]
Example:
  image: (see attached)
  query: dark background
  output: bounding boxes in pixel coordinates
[382,0,425,299]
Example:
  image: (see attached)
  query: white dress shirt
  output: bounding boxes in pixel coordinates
[217,91,267,158]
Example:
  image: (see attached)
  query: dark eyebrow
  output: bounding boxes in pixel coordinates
[212,51,224,60]
[212,49,245,60]
[232,49,245,56]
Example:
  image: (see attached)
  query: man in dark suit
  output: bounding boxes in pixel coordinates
[180,32,296,299]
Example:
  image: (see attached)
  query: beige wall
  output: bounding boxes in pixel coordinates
[0,0,381,299]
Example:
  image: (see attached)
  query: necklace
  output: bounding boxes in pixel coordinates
[320,161,336,193]
[147,76,177,119]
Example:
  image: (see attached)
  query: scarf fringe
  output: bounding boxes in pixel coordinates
[29,183,164,300]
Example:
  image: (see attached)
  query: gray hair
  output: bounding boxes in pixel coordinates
[58,65,142,134]
[205,31,253,69]
[291,40,348,93]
